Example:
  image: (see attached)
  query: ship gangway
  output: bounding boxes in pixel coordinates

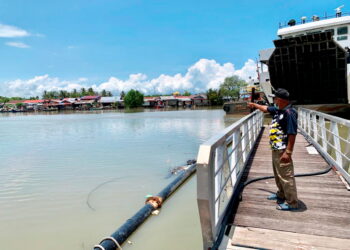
[197,108,350,250]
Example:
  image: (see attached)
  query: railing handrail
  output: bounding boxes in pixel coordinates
[197,110,264,249]
[278,12,350,28]
[299,107,350,126]
[298,108,350,184]
[200,110,262,149]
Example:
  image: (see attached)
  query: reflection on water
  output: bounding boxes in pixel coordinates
[0,109,240,250]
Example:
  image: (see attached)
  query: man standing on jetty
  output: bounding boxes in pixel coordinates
[248,88,299,211]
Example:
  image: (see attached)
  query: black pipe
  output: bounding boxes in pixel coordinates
[94,163,196,250]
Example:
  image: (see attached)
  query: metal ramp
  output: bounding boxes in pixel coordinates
[196,109,350,249]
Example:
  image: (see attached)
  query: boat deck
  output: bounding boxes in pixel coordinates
[226,128,350,249]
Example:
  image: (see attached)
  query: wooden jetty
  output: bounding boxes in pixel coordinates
[227,127,350,249]
[196,108,350,250]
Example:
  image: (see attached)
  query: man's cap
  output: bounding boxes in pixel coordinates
[268,88,290,100]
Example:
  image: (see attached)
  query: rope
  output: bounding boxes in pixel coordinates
[86,177,127,211]
[94,245,105,250]
[100,237,123,250]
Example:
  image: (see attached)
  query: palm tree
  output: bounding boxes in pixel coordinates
[81,88,87,96]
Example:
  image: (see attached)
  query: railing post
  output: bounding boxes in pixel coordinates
[301,109,306,131]
[230,130,240,186]
[344,132,350,172]
[252,115,257,142]
[242,122,248,162]
[330,121,342,166]
[214,145,225,227]
[306,111,311,135]
[312,113,318,142]
[248,118,253,151]
[197,145,215,250]
[319,117,327,151]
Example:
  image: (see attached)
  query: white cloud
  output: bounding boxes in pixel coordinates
[234,59,257,80]
[5,41,30,48]
[0,58,258,97]
[0,24,30,38]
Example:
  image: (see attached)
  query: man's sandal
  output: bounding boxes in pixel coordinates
[267,193,285,204]
[276,203,298,211]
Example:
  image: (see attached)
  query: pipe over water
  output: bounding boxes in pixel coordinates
[94,163,197,250]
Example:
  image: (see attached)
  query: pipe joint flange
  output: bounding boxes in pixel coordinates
[145,196,163,208]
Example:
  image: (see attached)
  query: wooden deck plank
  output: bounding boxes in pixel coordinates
[229,127,350,249]
[229,226,350,250]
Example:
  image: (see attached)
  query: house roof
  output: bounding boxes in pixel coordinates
[81,96,101,100]
[63,98,79,103]
[100,96,121,103]
[175,96,192,101]
[7,99,46,105]
[144,97,160,101]
[7,100,26,104]
[160,96,177,100]
[76,100,95,104]
[22,100,44,103]
[191,94,207,99]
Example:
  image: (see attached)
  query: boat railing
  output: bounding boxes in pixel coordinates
[279,12,350,28]
[196,110,264,249]
[298,108,350,184]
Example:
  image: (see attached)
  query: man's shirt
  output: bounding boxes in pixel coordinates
[267,105,298,150]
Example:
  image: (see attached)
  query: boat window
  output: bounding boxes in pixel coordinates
[337,26,348,35]
[325,29,334,35]
[337,36,347,41]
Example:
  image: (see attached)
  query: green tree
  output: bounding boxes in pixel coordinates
[124,89,144,108]
[101,89,107,97]
[43,90,48,99]
[16,103,24,109]
[120,91,125,100]
[59,90,68,99]
[183,91,191,96]
[0,96,10,104]
[107,91,112,97]
[219,76,247,100]
[87,87,95,96]
[206,88,223,105]
[81,88,87,96]
[71,89,79,98]
[10,97,24,100]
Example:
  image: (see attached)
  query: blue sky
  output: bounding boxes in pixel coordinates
[0,0,347,96]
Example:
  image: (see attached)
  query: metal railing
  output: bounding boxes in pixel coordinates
[278,12,350,28]
[196,110,264,249]
[298,108,350,184]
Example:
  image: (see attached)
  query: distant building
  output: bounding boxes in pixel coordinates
[175,96,192,107]
[81,96,101,101]
[160,96,178,107]
[99,96,122,108]
[143,97,160,107]
[191,94,208,106]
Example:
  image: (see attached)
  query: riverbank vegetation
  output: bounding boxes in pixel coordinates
[124,90,144,108]
[1,76,247,109]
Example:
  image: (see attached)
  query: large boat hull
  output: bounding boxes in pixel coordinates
[223,102,251,115]
[268,32,349,105]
